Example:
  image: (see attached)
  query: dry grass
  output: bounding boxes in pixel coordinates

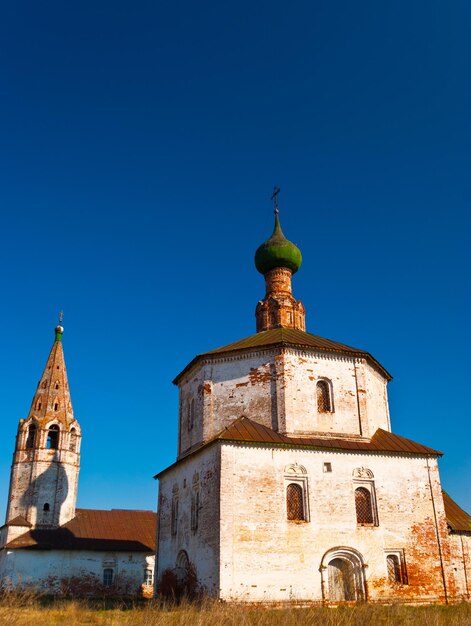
[0,592,469,626]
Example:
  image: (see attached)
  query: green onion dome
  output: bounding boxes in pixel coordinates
[255,211,302,275]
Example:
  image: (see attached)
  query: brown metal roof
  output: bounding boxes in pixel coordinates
[5,508,157,552]
[156,417,442,478]
[214,416,441,456]
[173,327,392,384]
[3,515,32,528]
[442,491,471,532]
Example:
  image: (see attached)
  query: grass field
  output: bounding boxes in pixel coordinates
[0,593,469,626]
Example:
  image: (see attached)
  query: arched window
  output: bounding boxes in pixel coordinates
[286,483,304,521]
[26,424,37,449]
[387,554,402,583]
[42,380,47,389]
[171,486,179,536]
[43,503,50,512]
[69,428,77,452]
[36,400,42,410]
[103,568,114,587]
[187,398,195,431]
[54,381,60,390]
[47,425,60,449]
[54,402,59,411]
[317,380,332,412]
[355,487,374,524]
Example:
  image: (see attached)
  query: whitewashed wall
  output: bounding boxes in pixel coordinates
[156,444,220,595]
[0,548,154,596]
[177,348,391,456]
[218,443,452,603]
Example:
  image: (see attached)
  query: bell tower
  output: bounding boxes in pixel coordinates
[4,321,81,531]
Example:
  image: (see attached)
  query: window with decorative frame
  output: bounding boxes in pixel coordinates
[385,550,408,584]
[352,467,379,526]
[284,464,310,522]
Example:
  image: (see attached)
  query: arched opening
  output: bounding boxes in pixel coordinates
[328,558,356,601]
[43,503,50,512]
[26,424,37,449]
[321,547,366,602]
[286,483,304,520]
[317,380,332,412]
[355,487,373,524]
[387,554,402,583]
[69,428,77,452]
[47,425,60,449]
[175,550,189,585]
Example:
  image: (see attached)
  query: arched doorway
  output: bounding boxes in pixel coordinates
[328,558,356,600]
[321,547,366,602]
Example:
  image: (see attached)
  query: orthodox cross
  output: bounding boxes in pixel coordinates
[271,186,281,213]
[59,310,64,324]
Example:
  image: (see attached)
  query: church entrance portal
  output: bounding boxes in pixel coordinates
[328,558,356,600]
[321,547,366,602]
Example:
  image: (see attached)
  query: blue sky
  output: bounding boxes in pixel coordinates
[0,1,470,520]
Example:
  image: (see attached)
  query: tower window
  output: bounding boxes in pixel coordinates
[103,568,114,587]
[316,380,333,413]
[355,487,374,524]
[47,425,60,449]
[69,428,77,452]
[42,381,47,388]
[55,382,60,389]
[43,503,50,512]
[26,424,37,449]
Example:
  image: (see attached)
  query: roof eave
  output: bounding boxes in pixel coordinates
[173,342,392,385]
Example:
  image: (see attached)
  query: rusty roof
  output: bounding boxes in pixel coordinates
[156,417,441,478]
[5,508,157,552]
[173,327,392,384]
[3,515,32,528]
[442,491,471,532]
[214,416,441,456]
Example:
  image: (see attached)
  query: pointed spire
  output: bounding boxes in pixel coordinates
[27,320,75,427]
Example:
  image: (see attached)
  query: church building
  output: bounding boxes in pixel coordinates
[0,323,156,596]
[155,206,471,603]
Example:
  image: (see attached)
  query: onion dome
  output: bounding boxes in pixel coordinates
[255,210,302,275]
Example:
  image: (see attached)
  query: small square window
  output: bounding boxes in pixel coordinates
[323,462,332,473]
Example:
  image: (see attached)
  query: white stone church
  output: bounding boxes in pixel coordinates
[155,207,471,603]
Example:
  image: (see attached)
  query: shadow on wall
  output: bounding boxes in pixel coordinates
[20,452,69,526]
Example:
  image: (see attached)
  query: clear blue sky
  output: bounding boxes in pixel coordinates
[0,1,470,521]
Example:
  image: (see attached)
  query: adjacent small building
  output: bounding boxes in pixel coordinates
[0,324,156,596]
[155,208,471,603]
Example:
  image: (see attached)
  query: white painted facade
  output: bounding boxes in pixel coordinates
[0,548,154,596]
[157,342,470,603]
[177,347,391,458]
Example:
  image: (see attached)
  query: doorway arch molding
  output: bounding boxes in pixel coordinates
[319,546,367,602]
